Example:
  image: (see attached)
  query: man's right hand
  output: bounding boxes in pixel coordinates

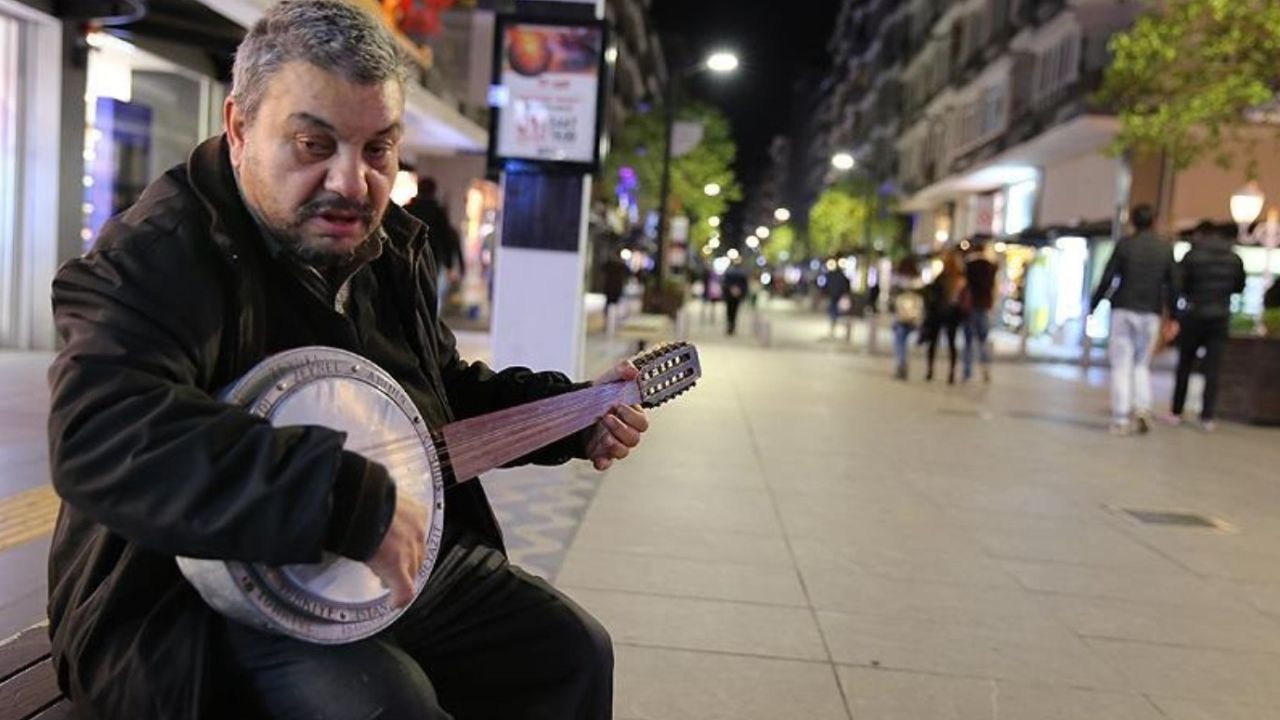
[365,494,428,608]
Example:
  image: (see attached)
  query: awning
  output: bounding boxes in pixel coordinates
[196,0,488,155]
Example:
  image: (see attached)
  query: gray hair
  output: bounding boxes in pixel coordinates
[231,0,410,122]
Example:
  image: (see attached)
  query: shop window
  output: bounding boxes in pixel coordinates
[82,33,219,250]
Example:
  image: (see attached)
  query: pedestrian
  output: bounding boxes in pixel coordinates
[1164,222,1246,431]
[43,3,650,718]
[602,250,630,314]
[824,258,851,337]
[1088,203,1179,435]
[723,258,749,335]
[923,248,969,384]
[404,175,464,313]
[890,257,925,380]
[963,238,998,382]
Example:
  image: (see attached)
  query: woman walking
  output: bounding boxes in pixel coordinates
[923,248,969,384]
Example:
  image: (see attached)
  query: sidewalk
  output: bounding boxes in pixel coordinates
[5,307,1280,718]
[564,303,1280,719]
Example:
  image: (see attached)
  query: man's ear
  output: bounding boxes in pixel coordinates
[224,96,246,167]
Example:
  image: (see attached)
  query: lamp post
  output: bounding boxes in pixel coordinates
[655,50,739,285]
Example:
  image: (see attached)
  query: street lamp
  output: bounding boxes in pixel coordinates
[703,182,722,197]
[705,51,739,73]
[831,152,855,171]
[1231,182,1266,234]
[708,216,720,228]
[774,207,791,222]
[1231,183,1276,320]
[745,236,760,250]
[755,225,770,239]
[656,50,739,284]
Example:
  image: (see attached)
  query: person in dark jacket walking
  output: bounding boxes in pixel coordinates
[1165,224,1246,430]
[44,3,648,718]
[404,175,464,313]
[1089,204,1178,435]
[962,238,998,382]
[723,259,750,335]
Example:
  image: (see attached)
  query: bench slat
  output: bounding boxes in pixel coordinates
[0,659,61,720]
[31,701,72,720]
[0,629,50,684]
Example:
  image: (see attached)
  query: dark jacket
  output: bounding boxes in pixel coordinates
[1090,230,1178,315]
[1178,237,1246,320]
[46,136,587,720]
[405,194,464,273]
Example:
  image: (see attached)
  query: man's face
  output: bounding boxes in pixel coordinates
[225,62,404,263]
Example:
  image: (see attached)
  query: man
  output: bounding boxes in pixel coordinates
[822,258,851,338]
[1166,223,1246,431]
[45,3,647,718]
[1089,204,1178,435]
[404,176,464,313]
[722,258,750,336]
[962,238,997,382]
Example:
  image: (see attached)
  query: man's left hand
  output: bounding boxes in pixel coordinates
[584,361,650,471]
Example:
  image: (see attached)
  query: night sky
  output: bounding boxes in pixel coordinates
[650,0,843,224]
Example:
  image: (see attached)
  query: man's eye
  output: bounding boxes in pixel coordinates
[366,144,391,160]
[299,139,331,155]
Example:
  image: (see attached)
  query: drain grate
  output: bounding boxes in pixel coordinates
[1121,509,1222,528]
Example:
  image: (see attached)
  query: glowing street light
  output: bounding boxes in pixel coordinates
[704,182,722,197]
[831,152,855,171]
[1231,182,1266,228]
[745,236,760,250]
[727,248,740,260]
[708,237,721,249]
[708,216,721,228]
[755,226,770,239]
[774,207,791,222]
[706,51,740,73]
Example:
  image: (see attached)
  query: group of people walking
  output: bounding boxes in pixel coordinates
[1089,204,1245,435]
[884,203,1246,435]
[889,241,998,384]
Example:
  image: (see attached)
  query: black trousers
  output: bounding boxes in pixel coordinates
[213,544,613,719]
[725,297,743,335]
[1172,315,1230,421]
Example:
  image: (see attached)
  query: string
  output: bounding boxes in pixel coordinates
[345,382,630,464]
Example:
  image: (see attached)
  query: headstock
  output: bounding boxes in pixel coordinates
[631,342,701,408]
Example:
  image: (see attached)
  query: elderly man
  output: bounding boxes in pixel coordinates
[45,2,645,718]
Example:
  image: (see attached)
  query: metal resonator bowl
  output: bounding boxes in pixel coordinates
[176,347,445,644]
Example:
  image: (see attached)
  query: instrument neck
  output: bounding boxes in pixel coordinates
[438,381,641,484]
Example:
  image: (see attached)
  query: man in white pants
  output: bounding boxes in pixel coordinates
[1089,204,1178,435]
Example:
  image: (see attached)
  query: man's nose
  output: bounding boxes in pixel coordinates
[324,150,369,202]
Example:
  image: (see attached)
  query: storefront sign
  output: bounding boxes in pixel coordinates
[489,15,608,171]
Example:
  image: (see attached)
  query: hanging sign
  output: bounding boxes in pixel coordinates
[489,15,609,171]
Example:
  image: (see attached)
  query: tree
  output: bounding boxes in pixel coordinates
[764,223,795,265]
[809,186,868,259]
[1098,0,1280,175]
[598,101,742,248]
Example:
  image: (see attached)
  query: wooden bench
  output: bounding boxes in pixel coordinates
[613,312,677,352]
[0,625,70,720]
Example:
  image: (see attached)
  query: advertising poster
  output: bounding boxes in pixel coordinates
[492,19,605,168]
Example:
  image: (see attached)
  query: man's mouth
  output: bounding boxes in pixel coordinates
[314,211,364,231]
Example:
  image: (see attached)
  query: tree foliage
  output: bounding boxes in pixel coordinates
[764,223,795,265]
[1098,0,1280,174]
[807,180,896,258]
[598,101,742,247]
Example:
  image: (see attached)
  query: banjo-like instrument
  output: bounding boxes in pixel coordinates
[177,342,700,644]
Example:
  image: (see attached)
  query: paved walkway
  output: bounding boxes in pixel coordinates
[4,304,1280,718]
